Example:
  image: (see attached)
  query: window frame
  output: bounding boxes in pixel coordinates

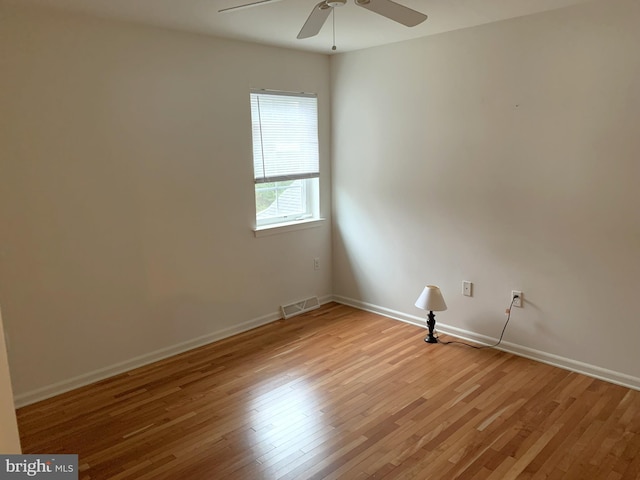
[250,89,321,230]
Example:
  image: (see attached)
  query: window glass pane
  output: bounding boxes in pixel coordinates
[256,180,306,223]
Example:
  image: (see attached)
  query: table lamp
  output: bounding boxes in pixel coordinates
[415,285,447,343]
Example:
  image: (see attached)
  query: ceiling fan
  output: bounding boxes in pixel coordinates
[219,0,428,40]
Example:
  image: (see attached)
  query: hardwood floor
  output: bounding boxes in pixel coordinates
[17,303,640,479]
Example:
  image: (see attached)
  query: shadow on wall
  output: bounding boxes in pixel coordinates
[331,222,364,303]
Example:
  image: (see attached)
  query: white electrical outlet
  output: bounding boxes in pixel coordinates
[314,257,320,270]
[462,281,473,297]
[511,290,523,308]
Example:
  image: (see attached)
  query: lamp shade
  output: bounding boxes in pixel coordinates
[415,285,447,312]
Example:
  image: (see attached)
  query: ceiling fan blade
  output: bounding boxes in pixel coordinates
[354,0,427,27]
[218,0,284,14]
[297,1,333,39]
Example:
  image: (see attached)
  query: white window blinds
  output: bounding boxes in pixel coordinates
[250,91,319,184]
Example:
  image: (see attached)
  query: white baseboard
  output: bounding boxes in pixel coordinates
[15,295,335,408]
[332,295,640,392]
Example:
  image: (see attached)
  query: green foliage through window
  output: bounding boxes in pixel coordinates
[256,181,295,215]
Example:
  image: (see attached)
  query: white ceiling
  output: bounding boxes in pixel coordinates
[7,0,597,54]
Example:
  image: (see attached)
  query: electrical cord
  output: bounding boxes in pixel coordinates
[435,295,519,349]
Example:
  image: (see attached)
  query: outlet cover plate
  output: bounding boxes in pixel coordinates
[511,290,523,308]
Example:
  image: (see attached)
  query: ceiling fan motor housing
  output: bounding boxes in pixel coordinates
[326,0,347,7]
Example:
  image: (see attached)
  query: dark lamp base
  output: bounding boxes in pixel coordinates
[425,310,438,344]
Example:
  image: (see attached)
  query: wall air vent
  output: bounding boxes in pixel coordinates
[280,296,320,319]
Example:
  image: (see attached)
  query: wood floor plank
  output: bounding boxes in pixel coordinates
[16,303,640,479]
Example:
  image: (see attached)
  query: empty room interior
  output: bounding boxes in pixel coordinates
[1,0,639,478]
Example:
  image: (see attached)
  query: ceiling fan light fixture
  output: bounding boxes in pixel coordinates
[326,0,347,7]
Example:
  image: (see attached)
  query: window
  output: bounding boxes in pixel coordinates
[250,90,320,228]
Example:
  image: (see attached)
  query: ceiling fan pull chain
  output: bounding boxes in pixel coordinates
[332,7,337,51]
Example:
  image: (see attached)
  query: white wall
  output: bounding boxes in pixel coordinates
[331,0,640,384]
[0,5,332,404]
[0,307,21,453]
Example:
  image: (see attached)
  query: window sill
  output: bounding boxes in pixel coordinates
[254,218,326,237]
